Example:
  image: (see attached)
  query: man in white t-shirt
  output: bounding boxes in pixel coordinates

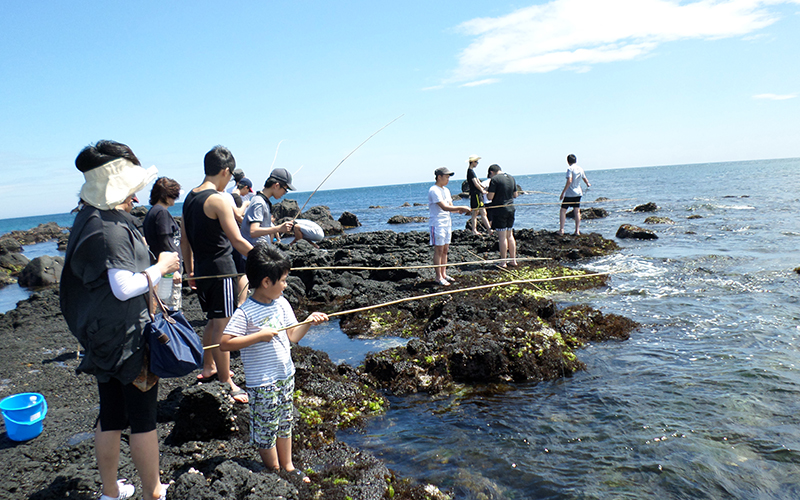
[559,154,591,236]
[428,167,470,286]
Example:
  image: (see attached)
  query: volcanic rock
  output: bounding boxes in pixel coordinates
[566,207,608,219]
[338,211,361,228]
[388,215,427,224]
[18,255,64,287]
[633,202,658,212]
[616,224,658,240]
[644,216,674,224]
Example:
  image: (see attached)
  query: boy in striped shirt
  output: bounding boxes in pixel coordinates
[220,243,328,481]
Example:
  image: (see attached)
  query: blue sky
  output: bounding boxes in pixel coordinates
[1,0,798,218]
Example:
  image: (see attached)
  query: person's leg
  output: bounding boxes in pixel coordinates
[559,207,567,235]
[479,208,492,233]
[574,207,581,235]
[130,430,164,499]
[237,275,249,306]
[433,245,446,282]
[96,425,123,498]
[498,229,508,266]
[507,230,517,266]
[470,211,479,234]
[259,447,280,471]
[206,317,246,401]
[442,243,455,281]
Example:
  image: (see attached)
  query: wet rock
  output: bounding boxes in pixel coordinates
[0,252,29,274]
[401,202,411,207]
[595,197,611,202]
[3,222,69,245]
[566,207,608,219]
[633,202,658,212]
[616,224,658,240]
[130,206,148,218]
[644,216,674,224]
[687,214,703,219]
[18,255,64,287]
[168,460,300,500]
[368,205,385,209]
[273,199,300,220]
[0,237,22,254]
[296,206,343,236]
[338,211,361,228]
[170,382,236,443]
[413,202,425,206]
[388,215,427,224]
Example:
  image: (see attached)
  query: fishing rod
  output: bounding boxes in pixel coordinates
[269,140,286,171]
[472,198,634,211]
[187,256,551,281]
[203,271,612,349]
[291,114,404,222]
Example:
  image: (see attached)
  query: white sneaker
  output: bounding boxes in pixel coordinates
[158,483,170,500]
[98,479,135,500]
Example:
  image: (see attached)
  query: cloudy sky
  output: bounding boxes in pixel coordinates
[1,0,798,217]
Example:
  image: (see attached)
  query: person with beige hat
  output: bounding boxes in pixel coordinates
[60,140,179,500]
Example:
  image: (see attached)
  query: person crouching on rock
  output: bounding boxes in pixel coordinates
[60,140,179,500]
[219,243,328,483]
[428,167,471,286]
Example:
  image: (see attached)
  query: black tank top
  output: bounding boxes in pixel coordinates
[182,188,236,277]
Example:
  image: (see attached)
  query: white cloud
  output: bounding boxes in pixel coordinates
[452,0,798,80]
[752,93,797,99]
[460,78,501,87]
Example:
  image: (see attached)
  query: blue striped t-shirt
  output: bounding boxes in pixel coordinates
[224,295,298,388]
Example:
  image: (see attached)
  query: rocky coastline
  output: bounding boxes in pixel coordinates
[0,216,638,500]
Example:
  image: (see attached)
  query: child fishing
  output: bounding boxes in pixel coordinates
[219,243,328,482]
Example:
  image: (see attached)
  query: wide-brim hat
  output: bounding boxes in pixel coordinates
[468,155,481,163]
[80,158,158,210]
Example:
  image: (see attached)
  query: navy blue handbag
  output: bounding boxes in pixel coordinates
[144,274,203,378]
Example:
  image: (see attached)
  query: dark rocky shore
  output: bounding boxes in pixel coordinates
[0,221,637,499]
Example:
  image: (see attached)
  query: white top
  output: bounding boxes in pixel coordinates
[428,185,452,228]
[294,219,325,242]
[565,164,587,198]
[224,296,298,387]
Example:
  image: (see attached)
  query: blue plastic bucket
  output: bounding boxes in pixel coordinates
[1,393,47,441]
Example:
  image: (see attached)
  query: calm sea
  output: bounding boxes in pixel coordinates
[3,158,800,498]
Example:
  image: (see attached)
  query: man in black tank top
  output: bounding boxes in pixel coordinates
[180,146,254,403]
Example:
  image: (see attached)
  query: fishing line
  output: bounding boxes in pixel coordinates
[292,114,404,221]
[203,271,612,349]
[269,139,286,171]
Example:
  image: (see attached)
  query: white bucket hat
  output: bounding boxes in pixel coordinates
[468,155,481,163]
[80,158,158,210]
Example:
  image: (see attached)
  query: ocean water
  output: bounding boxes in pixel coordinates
[3,158,800,498]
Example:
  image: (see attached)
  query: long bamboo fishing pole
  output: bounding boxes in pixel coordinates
[203,271,611,349]
[291,114,404,222]
[473,198,634,211]
[187,256,551,281]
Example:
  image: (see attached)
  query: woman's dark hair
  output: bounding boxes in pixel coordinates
[245,242,291,288]
[75,140,140,172]
[204,145,235,176]
[149,177,181,205]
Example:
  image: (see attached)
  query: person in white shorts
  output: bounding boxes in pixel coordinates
[428,167,470,286]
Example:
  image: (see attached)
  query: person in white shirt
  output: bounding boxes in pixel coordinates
[428,167,470,286]
[559,154,591,236]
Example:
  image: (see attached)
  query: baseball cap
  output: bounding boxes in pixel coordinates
[270,168,296,190]
[434,167,455,177]
[237,177,253,192]
[232,168,245,183]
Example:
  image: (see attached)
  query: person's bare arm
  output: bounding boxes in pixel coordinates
[560,175,572,200]
[436,201,470,214]
[249,220,294,239]
[179,217,194,286]
[219,330,276,352]
[206,193,254,257]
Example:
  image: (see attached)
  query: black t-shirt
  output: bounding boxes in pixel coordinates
[143,204,180,262]
[60,205,151,384]
[488,173,517,213]
[467,167,480,195]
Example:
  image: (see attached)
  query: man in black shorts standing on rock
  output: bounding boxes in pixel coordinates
[486,164,518,267]
[466,155,492,236]
[181,146,254,404]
